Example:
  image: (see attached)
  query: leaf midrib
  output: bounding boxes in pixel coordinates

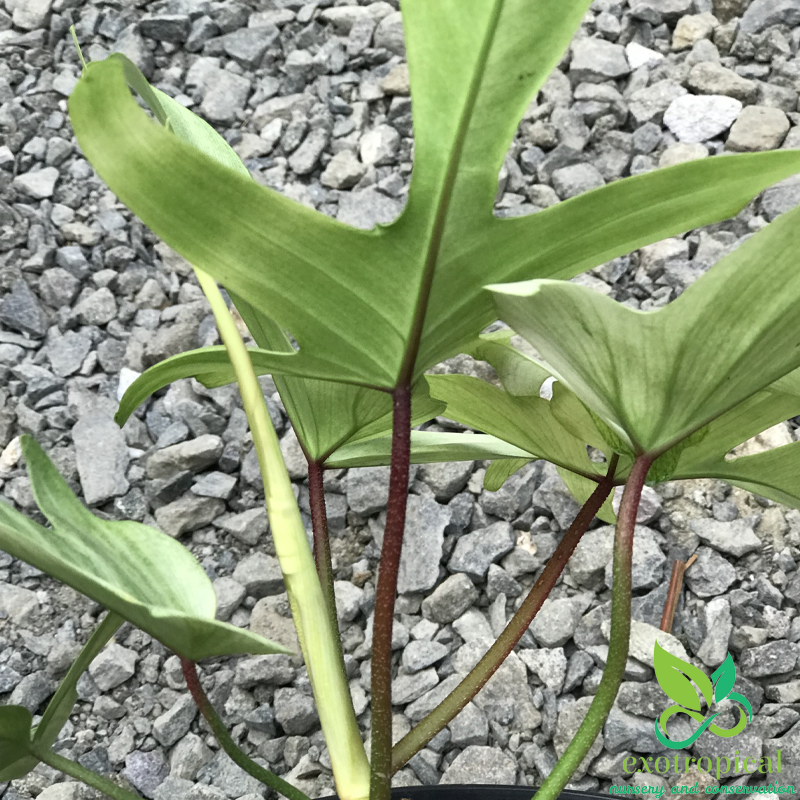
[398,0,506,386]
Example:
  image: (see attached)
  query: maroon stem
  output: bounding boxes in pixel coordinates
[391,453,619,771]
[369,384,412,800]
[307,458,340,634]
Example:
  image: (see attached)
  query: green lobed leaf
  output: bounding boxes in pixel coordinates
[0,706,36,782]
[490,202,800,458]
[466,331,552,396]
[326,431,532,469]
[710,653,736,703]
[426,373,601,480]
[653,640,713,712]
[484,458,531,491]
[68,5,800,397]
[0,437,289,661]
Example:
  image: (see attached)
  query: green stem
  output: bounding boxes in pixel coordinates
[194,269,370,800]
[391,454,619,772]
[181,659,310,800]
[534,454,652,800]
[34,611,123,747]
[32,748,142,800]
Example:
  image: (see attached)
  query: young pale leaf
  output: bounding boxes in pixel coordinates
[710,653,736,703]
[426,374,602,481]
[326,431,532,469]
[0,437,288,661]
[466,332,552,397]
[68,3,800,394]
[491,203,800,458]
[653,641,713,712]
[484,458,531,491]
[0,706,36,783]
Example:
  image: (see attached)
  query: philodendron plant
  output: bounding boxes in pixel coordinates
[2,1,800,799]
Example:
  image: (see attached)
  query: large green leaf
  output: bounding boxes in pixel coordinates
[466,332,552,397]
[490,203,800,458]
[0,437,288,661]
[326,431,532,469]
[68,4,800,395]
[426,373,602,480]
[0,706,36,782]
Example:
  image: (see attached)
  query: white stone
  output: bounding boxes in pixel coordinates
[625,41,665,70]
[13,167,59,199]
[664,94,742,143]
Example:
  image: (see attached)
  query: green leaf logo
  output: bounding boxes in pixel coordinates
[653,640,713,711]
[653,642,752,748]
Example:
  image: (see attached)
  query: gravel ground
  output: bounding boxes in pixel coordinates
[3,0,800,798]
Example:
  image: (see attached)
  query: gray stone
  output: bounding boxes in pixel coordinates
[418,461,473,502]
[201,70,251,124]
[338,187,403,230]
[0,279,47,338]
[273,687,319,735]
[155,495,225,538]
[0,582,38,624]
[334,580,364,624]
[39,268,80,308]
[320,150,366,189]
[604,705,675,753]
[740,0,800,34]
[687,62,758,103]
[191,471,237,500]
[392,667,439,704]
[480,462,538,520]
[689,518,761,557]
[73,414,130,505]
[629,81,688,126]
[219,27,278,70]
[148,435,224,479]
[762,174,800,221]
[36,785,82,800]
[532,472,582,528]
[439,745,516,785]
[346,466,391,515]
[73,288,117,326]
[530,598,581,647]
[124,750,169,799]
[726,105,790,151]
[421,573,478,624]
[47,332,92,378]
[373,11,405,55]
[554,696,604,779]
[448,702,489,747]
[398,495,450,593]
[570,38,630,83]
[13,167,59,200]
[617,681,670,719]
[448,521,515,580]
[569,526,614,588]
[140,14,191,42]
[233,552,284,599]
[360,124,400,166]
[213,577,246,621]
[741,640,798,677]
[214,507,268,546]
[520,647,568,693]
[288,128,329,175]
[563,650,596,693]
[664,94,742,142]
[0,664,22,693]
[153,695,197,747]
[685,546,737,597]
[89,644,138,691]
[402,639,449,673]
[9,672,55,712]
[235,654,294,688]
[605,525,666,591]
[551,162,605,199]
[697,597,733,667]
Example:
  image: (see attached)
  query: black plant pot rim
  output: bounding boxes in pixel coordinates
[320,787,610,799]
